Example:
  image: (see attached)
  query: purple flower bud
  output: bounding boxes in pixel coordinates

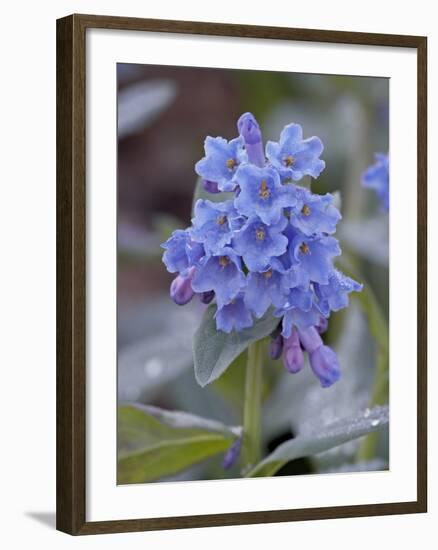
[170,268,195,305]
[223,438,242,470]
[298,326,323,353]
[283,328,304,374]
[315,315,329,334]
[200,290,215,304]
[202,179,220,194]
[237,112,265,167]
[309,345,341,388]
[269,333,284,360]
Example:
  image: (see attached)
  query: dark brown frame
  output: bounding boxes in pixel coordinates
[57,13,428,535]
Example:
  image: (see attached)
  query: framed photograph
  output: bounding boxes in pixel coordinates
[56,14,427,535]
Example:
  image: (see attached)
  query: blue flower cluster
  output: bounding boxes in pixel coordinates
[162,113,362,387]
[361,153,389,212]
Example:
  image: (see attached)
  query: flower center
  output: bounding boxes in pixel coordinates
[226,158,237,170]
[217,215,227,225]
[284,155,295,167]
[219,255,231,267]
[263,269,273,279]
[299,242,310,255]
[259,179,271,200]
[301,205,311,216]
[255,227,266,241]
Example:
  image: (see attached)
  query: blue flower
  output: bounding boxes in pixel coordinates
[290,187,341,236]
[276,287,320,337]
[233,217,288,272]
[266,123,325,181]
[215,294,253,333]
[315,269,363,316]
[191,248,246,308]
[233,164,297,225]
[161,229,204,275]
[195,136,248,192]
[161,112,362,348]
[191,199,238,254]
[361,153,389,212]
[290,233,341,285]
[244,258,293,318]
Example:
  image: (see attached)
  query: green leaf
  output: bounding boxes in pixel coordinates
[193,305,279,387]
[191,177,234,217]
[247,405,389,477]
[118,404,239,484]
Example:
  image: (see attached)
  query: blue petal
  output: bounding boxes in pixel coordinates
[161,230,190,274]
[195,135,247,192]
[191,199,236,253]
[191,249,246,308]
[215,295,253,333]
[279,123,303,146]
[233,218,288,272]
[234,165,296,225]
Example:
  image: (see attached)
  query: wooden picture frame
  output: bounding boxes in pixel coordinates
[56,13,427,535]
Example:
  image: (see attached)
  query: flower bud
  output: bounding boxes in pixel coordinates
[298,326,323,353]
[200,290,215,304]
[170,268,195,305]
[237,112,265,167]
[223,438,242,470]
[283,328,304,374]
[269,333,284,360]
[202,179,220,194]
[309,345,340,388]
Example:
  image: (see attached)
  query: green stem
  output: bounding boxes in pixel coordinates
[242,340,263,471]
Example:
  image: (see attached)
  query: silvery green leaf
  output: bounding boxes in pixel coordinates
[118,403,239,483]
[320,458,388,474]
[193,305,279,387]
[118,299,200,402]
[247,405,389,477]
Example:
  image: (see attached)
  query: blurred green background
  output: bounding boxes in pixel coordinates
[117,63,389,483]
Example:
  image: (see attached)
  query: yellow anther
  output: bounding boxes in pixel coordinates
[301,205,311,216]
[259,179,270,199]
[256,228,266,241]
